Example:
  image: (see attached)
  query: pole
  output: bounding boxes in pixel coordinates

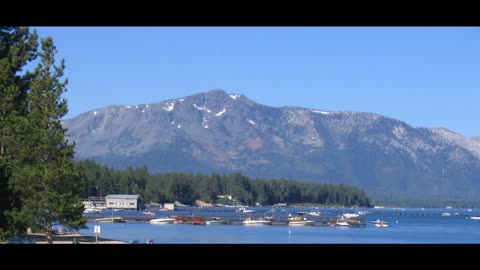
[94,225,100,243]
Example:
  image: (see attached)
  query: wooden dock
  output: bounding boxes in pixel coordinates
[85,212,366,226]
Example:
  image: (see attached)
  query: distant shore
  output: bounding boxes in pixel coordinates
[5,232,127,244]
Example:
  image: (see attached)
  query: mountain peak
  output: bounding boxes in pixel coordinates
[203,89,244,101]
[186,89,238,100]
[63,90,480,204]
[205,89,227,95]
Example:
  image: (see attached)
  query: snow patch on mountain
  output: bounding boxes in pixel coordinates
[312,110,331,115]
[229,94,240,100]
[193,104,212,113]
[215,108,227,116]
[163,102,175,111]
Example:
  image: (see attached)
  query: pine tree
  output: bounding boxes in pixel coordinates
[8,37,85,243]
[0,27,37,238]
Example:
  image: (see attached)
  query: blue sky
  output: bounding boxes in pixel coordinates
[34,27,480,137]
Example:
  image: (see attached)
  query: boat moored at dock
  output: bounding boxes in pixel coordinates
[287,215,315,226]
[237,207,255,213]
[373,220,389,227]
[242,217,272,226]
[206,217,228,225]
[142,211,156,217]
[150,217,177,224]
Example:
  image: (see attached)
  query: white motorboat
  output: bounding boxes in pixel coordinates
[237,207,255,213]
[287,215,315,226]
[288,220,315,226]
[242,217,272,226]
[336,221,350,227]
[335,216,350,226]
[371,219,389,225]
[469,216,480,220]
[150,217,177,224]
[342,213,359,219]
[206,217,228,225]
[287,215,314,226]
[83,208,101,214]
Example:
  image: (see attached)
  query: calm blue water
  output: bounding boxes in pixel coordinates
[79,207,480,243]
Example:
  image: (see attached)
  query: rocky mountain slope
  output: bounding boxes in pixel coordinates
[63,89,480,202]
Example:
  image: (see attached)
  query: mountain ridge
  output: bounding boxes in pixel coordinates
[63,89,480,203]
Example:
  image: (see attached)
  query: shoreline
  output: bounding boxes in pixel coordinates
[6,232,127,244]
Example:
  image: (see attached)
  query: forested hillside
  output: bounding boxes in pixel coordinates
[78,160,371,207]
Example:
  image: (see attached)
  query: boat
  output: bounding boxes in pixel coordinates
[192,219,204,225]
[371,219,389,225]
[342,213,359,219]
[307,211,321,216]
[150,217,177,224]
[264,212,277,221]
[237,207,255,213]
[205,217,228,225]
[336,220,350,226]
[83,208,101,214]
[242,217,272,226]
[469,216,480,220]
[335,216,350,226]
[142,211,155,217]
[287,216,315,226]
[374,220,389,228]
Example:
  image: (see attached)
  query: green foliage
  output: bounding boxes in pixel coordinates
[78,160,372,207]
[0,27,38,234]
[0,29,85,242]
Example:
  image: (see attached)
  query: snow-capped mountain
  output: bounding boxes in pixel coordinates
[63,89,480,203]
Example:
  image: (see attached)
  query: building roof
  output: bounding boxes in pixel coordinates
[105,194,140,199]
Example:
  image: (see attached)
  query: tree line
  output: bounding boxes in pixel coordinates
[78,160,372,207]
[0,27,84,243]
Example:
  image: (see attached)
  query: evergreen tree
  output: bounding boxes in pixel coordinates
[7,37,85,243]
[0,27,37,237]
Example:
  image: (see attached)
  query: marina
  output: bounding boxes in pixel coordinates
[78,206,480,243]
[84,210,367,227]
[83,205,480,227]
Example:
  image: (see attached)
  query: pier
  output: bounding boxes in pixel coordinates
[85,211,366,226]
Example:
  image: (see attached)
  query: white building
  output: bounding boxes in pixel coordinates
[105,194,140,210]
[163,203,175,211]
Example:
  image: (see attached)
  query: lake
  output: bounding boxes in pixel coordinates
[79,207,480,243]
